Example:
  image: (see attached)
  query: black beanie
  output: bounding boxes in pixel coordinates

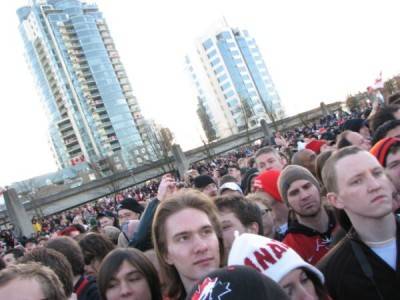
[186,266,290,300]
[117,197,144,214]
[193,175,215,189]
[342,118,367,133]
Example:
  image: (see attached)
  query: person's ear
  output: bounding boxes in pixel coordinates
[326,192,344,209]
[246,222,259,235]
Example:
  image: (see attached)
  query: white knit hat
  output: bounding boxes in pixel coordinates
[228,233,324,284]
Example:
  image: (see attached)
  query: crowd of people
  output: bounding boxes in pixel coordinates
[1,98,400,299]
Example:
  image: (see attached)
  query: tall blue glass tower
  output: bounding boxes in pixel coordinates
[17,0,152,170]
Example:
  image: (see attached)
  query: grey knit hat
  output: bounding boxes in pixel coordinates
[278,165,320,204]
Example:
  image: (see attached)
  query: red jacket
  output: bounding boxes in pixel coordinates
[283,209,337,265]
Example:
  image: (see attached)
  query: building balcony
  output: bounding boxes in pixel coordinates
[62,129,75,139]
[58,120,73,132]
[67,143,81,154]
[65,137,78,146]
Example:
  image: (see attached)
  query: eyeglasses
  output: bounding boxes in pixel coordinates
[261,208,272,216]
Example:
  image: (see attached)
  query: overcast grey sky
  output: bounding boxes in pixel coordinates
[1,0,399,187]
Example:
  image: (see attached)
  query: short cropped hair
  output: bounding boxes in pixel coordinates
[215,194,264,236]
[321,146,363,193]
[254,146,280,159]
[0,263,67,300]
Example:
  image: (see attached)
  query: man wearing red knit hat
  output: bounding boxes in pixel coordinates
[256,169,289,241]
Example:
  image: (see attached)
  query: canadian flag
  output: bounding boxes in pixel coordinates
[373,71,384,89]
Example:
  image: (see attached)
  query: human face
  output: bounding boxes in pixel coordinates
[25,242,37,253]
[218,210,247,253]
[118,209,139,224]
[279,269,318,300]
[99,216,114,228]
[385,126,400,139]
[2,253,16,266]
[254,202,274,237]
[228,167,241,182]
[202,183,218,198]
[287,180,321,218]
[105,260,151,300]
[346,131,371,150]
[256,152,284,172]
[385,149,400,192]
[164,208,220,291]
[359,126,371,140]
[0,278,45,300]
[85,257,102,277]
[330,151,393,220]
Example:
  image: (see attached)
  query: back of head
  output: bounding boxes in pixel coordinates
[19,247,74,298]
[98,248,162,300]
[0,262,67,300]
[315,150,334,184]
[46,236,85,276]
[186,265,290,300]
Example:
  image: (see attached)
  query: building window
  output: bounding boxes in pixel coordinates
[202,39,213,50]
[207,49,217,59]
[210,57,220,67]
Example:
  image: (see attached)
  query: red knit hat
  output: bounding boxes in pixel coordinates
[370,137,400,167]
[305,139,326,155]
[256,169,282,202]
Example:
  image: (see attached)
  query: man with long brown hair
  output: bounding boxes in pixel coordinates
[152,189,224,299]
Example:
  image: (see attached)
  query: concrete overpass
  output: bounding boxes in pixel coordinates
[1,101,342,232]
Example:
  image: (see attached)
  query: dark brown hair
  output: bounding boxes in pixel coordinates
[46,236,85,276]
[215,194,264,236]
[152,189,224,299]
[97,248,162,300]
[78,233,115,266]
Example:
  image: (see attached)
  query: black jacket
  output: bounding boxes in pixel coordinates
[317,218,400,300]
[128,198,160,251]
[74,275,100,300]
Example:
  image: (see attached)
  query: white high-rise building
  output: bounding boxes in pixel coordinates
[187,22,284,141]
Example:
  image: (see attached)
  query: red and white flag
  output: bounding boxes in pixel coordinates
[373,71,384,89]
